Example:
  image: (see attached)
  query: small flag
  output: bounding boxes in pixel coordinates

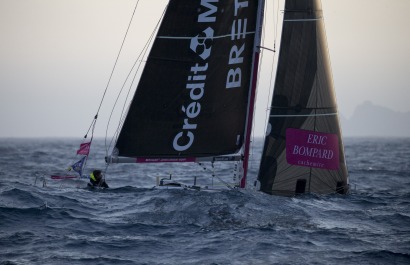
[77,142,91,155]
[71,156,86,177]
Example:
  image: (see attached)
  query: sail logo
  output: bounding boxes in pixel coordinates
[190,27,214,60]
[226,0,250,89]
[172,0,252,153]
[172,1,219,152]
[286,128,340,170]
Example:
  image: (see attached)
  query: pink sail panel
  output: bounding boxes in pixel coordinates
[286,128,339,170]
[136,157,196,163]
[76,142,91,155]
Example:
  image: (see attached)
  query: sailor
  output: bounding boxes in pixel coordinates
[89,169,109,188]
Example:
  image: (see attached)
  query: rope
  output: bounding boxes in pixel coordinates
[76,1,141,183]
[273,0,280,46]
[105,19,159,155]
[199,162,235,190]
[245,0,282,187]
[105,4,168,156]
[83,0,141,140]
[246,0,269,182]
[261,0,281,133]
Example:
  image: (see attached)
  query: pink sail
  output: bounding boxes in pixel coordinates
[76,142,91,155]
[286,128,339,170]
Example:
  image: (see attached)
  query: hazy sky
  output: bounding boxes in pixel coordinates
[0,0,409,138]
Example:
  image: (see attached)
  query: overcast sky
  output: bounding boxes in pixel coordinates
[0,0,409,138]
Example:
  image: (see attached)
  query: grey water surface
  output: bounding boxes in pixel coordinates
[0,138,409,264]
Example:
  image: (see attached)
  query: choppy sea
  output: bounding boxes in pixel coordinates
[0,137,409,265]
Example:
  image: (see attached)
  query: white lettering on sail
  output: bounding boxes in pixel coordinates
[198,0,218,22]
[172,63,208,152]
[172,1,219,152]
[182,102,201,119]
[226,1,249,89]
[231,19,247,40]
[234,0,249,16]
[173,0,250,152]
[189,27,214,60]
[307,134,328,145]
[229,44,245,64]
[286,128,340,170]
[292,145,334,160]
[173,131,194,152]
[187,63,208,100]
[226,68,242,88]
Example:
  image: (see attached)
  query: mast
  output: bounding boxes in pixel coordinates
[240,0,266,188]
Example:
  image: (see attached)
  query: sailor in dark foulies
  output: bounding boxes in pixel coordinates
[88,170,109,188]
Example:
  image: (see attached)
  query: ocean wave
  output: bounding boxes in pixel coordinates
[353,250,410,263]
[0,188,45,208]
[1,138,410,264]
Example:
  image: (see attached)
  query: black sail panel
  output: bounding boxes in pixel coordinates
[115,1,259,158]
[257,0,348,195]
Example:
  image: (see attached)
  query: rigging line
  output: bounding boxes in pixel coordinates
[104,22,156,156]
[201,162,234,190]
[284,18,322,22]
[319,0,349,178]
[214,174,235,190]
[212,168,235,190]
[252,0,279,184]
[261,0,280,138]
[84,0,140,139]
[82,121,96,168]
[270,113,338,117]
[273,0,280,44]
[251,0,275,175]
[269,106,336,110]
[101,163,110,185]
[248,0,269,176]
[258,46,275,53]
[106,4,168,155]
[157,31,255,40]
[109,38,150,151]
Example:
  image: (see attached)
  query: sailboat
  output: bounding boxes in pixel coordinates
[67,0,348,196]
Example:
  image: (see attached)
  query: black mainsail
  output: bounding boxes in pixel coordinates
[115,0,259,159]
[257,0,349,195]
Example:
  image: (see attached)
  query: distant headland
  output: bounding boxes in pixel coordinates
[340,101,410,137]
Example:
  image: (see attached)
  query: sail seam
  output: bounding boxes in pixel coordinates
[284,18,322,22]
[270,113,337,117]
[157,31,256,40]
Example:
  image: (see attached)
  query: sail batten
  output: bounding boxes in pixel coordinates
[284,18,322,22]
[270,113,337,118]
[157,32,256,40]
